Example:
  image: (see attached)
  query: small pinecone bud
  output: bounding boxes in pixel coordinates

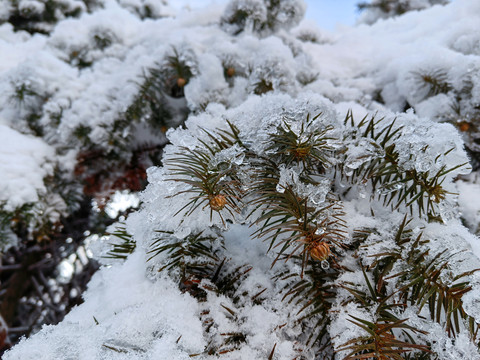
[226,67,235,77]
[177,77,187,88]
[458,121,470,132]
[310,242,331,261]
[291,146,311,158]
[209,194,227,211]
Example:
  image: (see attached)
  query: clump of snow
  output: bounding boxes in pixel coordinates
[4,252,206,360]
[221,0,267,34]
[3,0,480,358]
[394,111,469,177]
[184,53,228,111]
[457,179,480,234]
[221,0,305,35]
[0,124,56,211]
[357,0,450,25]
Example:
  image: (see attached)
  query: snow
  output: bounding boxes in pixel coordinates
[3,0,480,358]
[302,0,480,109]
[0,25,45,73]
[0,124,55,211]
[458,179,480,234]
[5,252,206,360]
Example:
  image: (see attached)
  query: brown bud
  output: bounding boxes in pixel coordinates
[177,77,187,88]
[458,121,470,132]
[310,242,331,261]
[209,194,227,211]
[291,146,311,158]
[226,67,235,77]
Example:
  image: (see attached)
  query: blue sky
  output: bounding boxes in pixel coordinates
[304,0,359,29]
[181,0,360,30]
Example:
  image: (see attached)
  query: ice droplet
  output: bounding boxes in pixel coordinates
[276,183,285,193]
[415,159,432,173]
[310,190,327,205]
[234,152,245,165]
[209,144,245,170]
[457,164,472,175]
[440,209,455,223]
[277,166,300,192]
[345,157,371,171]
[344,166,354,177]
[321,260,330,270]
[376,183,403,195]
[174,226,191,239]
[438,201,455,223]
[218,162,230,171]
[315,227,325,235]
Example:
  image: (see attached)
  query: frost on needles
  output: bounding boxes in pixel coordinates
[3,0,480,359]
[8,99,480,358]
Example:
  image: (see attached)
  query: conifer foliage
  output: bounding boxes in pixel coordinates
[2,0,480,359]
[357,0,449,24]
[137,92,475,358]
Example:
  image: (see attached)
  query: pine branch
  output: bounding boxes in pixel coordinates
[341,111,467,218]
[159,109,476,358]
[412,68,452,99]
[363,217,480,341]
[339,264,431,359]
[123,65,174,131]
[251,176,346,272]
[166,123,244,223]
[338,317,431,360]
[357,0,409,14]
[149,231,220,272]
[394,241,480,338]
[104,226,136,260]
[276,260,338,349]
[266,113,335,171]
